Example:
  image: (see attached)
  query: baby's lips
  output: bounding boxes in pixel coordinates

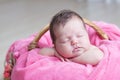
[73,48,80,52]
[72,47,85,54]
[73,47,81,52]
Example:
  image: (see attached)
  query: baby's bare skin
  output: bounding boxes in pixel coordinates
[39,45,103,65]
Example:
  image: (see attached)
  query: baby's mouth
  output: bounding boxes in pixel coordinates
[72,47,85,54]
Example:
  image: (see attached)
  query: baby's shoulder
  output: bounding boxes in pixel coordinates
[90,45,100,50]
[89,45,103,53]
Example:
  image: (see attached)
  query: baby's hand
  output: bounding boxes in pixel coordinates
[54,50,71,62]
[64,58,71,62]
[54,52,65,62]
[58,57,65,62]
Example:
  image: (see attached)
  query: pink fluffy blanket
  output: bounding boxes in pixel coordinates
[6,21,120,80]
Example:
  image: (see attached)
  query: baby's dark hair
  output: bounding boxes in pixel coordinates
[49,9,85,44]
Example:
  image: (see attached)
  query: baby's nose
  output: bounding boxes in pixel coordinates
[71,40,78,45]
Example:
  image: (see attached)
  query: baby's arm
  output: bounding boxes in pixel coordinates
[39,47,64,61]
[39,47,55,56]
[69,46,104,65]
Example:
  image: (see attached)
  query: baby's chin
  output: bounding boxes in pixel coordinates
[66,52,81,59]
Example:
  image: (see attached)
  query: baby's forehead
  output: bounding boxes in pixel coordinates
[53,16,86,35]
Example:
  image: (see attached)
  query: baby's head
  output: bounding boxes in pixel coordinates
[49,9,91,58]
[50,9,86,44]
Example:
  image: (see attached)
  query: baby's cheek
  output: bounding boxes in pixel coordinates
[63,46,72,53]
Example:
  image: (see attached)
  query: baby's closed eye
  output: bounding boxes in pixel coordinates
[76,34,83,38]
[59,38,70,43]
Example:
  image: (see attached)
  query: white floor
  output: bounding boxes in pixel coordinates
[0,0,120,79]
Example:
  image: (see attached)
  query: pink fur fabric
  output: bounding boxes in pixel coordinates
[6,21,120,80]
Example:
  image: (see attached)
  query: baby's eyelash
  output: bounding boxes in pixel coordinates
[77,35,82,37]
[60,39,69,43]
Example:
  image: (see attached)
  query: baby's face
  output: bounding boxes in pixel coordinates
[54,17,91,58]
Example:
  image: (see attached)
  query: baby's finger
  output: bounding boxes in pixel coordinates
[60,57,65,62]
[64,58,70,62]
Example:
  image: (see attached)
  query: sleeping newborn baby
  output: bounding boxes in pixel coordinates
[39,9,103,65]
